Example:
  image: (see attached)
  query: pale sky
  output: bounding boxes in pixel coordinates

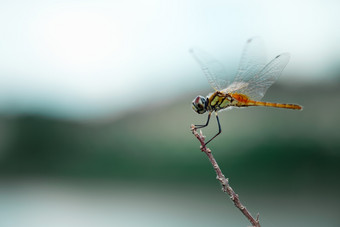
[0,0,339,118]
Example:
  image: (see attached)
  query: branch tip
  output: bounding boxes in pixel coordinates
[191,124,260,227]
[256,213,260,222]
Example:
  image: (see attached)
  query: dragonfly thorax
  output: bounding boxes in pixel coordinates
[192,95,208,114]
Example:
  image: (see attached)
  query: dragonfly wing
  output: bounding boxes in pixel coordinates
[190,38,289,100]
[190,47,230,91]
[229,53,291,100]
[233,37,267,84]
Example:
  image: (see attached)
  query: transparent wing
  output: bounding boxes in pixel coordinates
[234,37,267,83]
[190,38,288,100]
[190,47,230,91]
[225,53,291,100]
[223,37,266,94]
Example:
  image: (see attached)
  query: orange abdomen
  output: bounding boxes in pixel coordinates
[251,101,302,110]
[230,93,302,110]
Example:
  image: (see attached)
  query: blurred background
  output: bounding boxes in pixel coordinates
[0,0,340,226]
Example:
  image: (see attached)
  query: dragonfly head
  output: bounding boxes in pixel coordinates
[192,95,207,114]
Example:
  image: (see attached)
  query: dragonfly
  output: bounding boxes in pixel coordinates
[190,37,302,146]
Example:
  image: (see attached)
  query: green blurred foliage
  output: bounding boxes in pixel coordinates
[0,83,339,195]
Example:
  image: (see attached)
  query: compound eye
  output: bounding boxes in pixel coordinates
[193,96,201,105]
[192,96,207,114]
[200,97,206,107]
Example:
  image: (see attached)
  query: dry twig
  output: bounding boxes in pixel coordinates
[191,124,261,227]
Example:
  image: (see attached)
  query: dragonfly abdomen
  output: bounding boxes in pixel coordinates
[248,101,302,110]
[230,93,302,110]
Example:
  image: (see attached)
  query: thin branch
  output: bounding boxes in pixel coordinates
[191,124,261,227]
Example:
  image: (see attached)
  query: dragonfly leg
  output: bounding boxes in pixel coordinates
[204,112,221,146]
[194,112,212,129]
